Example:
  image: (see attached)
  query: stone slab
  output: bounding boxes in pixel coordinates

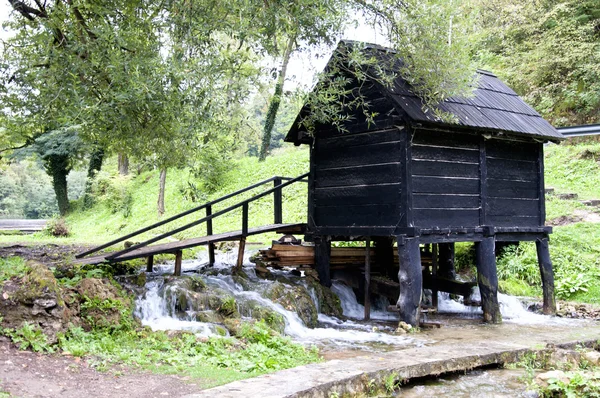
[186,322,600,398]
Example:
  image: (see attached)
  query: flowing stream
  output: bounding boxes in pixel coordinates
[132,250,567,351]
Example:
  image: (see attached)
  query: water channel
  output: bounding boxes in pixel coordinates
[130,248,585,395]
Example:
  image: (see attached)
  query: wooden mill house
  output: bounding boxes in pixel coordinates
[285,41,564,325]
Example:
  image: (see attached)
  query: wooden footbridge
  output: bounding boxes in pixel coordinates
[74,174,308,275]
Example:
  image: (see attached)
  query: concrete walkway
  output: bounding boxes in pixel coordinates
[186,320,600,398]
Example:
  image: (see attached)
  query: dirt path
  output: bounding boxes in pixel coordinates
[0,338,202,398]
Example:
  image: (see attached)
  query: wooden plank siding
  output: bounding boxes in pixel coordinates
[411,130,481,228]
[485,139,541,227]
[313,128,403,229]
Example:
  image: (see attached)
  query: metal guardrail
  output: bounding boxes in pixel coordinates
[557,124,600,138]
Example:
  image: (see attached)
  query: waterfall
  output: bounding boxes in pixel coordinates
[135,279,224,336]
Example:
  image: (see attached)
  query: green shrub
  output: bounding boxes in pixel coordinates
[45,217,70,237]
[4,322,54,353]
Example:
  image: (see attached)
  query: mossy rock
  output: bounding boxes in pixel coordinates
[14,261,64,307]
[238,299,285,334]
[194,310,225,324]
[306,277,343,318]
[264,281,318,328]
[1,261,71,344]
[76,277,135,332]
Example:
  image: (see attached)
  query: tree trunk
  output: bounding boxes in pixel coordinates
[258,34,296,161]
[157,168,166,216]
[118,153,129,175]
[83,147,105,209]
[46,154,70,216]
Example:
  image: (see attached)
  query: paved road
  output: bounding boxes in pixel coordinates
[0,219,47,233]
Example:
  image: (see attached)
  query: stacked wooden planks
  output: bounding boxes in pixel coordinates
[257,243,404,268]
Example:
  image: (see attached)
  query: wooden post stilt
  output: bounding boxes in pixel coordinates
[536,237,557,315]
[431,243,438,309]
[235,237,246,271]
[374,237,395,280]
[146,255,154,272]
[364,238,371,321]
[208,243,216,267]
[475,237,502,323]
[396,236,422,326]
[174,250,183,276]
[206,205,215,267]
[438,242,456,280]
[314,235,332,287]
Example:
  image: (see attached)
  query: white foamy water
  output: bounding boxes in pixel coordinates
[438,288,580,325]
[135,279,222,337]
[203,275,416,347]
[331,282,399,321]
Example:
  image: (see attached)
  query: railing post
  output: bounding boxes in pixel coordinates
[206,205,215,267]
[274,177,282,224]
[242,203,249,236]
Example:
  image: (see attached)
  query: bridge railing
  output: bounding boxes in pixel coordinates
[76,173,309,260]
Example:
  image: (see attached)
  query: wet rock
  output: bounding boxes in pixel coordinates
[223,318,243,336]
[305,278,343,318]
[535,370,570,388]
[264,281,318,328]
[582,350,600,365]
[397,321,412,333]
[194,310,224,324]
[548,349,580,369]
[238,300,285,334]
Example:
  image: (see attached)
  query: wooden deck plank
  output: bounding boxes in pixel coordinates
[73,223,306,266]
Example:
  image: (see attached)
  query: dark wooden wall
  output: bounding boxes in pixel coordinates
[485,139,542,227]
[312,127,403,231]
[410,129,480,228]
[310,124,544,234]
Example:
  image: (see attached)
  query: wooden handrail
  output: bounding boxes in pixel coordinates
[76,174,307,259]
[102,172,309,261]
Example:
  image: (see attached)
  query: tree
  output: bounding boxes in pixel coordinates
[2,0,262,216]
[16,128,85,215]
[474,0,600,125]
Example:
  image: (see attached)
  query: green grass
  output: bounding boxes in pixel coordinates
[0,257,29,282]
[0,147,309,247]
[545,142,600,200]
[58,321,320,388]
[498,223,600,301]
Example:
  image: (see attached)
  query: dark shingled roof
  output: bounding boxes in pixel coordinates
[286,41,564,143]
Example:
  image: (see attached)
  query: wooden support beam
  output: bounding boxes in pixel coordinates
[174,251,183,276]
[206,205,215,267]
[314,235,332,287]
[235,237,246,271]
[438,242,456,280]
[396,236,422,326]
[208,243,216,267]
[536,237,557,315]
[146,255,154,272]
[431,243,439,309]
[364,238,371,321]
[374,237,395,280]
[475,237,502,323]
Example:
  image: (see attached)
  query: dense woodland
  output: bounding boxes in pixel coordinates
[0,0,598,218]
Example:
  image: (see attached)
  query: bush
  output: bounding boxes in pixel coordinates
[45,218,70,237]
[91,171,133,217]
